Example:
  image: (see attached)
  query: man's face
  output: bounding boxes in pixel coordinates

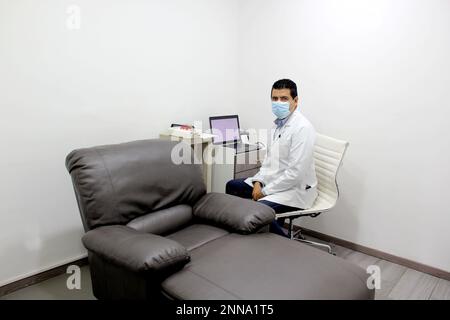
[271,88,298,112]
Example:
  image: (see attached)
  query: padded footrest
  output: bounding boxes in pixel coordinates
[162,233,374,300]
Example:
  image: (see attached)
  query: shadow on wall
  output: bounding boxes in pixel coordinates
[301,155,367,242]
[0,225,86,288]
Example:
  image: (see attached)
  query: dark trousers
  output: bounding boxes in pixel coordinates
[225,178,301,237]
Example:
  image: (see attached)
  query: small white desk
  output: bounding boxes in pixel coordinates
[211,145,266,193]
[159,131,266,193]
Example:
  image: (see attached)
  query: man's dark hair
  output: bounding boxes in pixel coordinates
[272,79,298,99]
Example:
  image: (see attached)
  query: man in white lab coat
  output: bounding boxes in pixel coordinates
[226,79,318,237]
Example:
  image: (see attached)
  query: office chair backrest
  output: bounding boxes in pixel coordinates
[313,134,349,211]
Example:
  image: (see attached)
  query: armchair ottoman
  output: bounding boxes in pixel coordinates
[66,139,374,300]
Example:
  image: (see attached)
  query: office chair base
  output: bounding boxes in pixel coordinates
[293,237,335,255]
[291,226,335,255]
[293,229,306,240]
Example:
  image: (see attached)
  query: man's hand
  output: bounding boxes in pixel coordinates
[252,182,265,201]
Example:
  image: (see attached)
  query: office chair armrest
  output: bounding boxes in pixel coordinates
[193,193,275,234]
[276,210,324,219]
[82,225,190,274]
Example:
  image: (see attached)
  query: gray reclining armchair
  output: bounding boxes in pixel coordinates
[66,139,374,300]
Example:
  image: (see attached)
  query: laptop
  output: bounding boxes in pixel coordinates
[209,115,260,154]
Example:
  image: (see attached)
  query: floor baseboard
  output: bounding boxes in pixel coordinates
[0,258,88,298]
[294,225,450,281]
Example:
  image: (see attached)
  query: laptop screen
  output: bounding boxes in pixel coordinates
[209,115,241,145]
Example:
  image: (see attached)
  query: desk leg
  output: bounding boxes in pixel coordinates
[288,218,293,240]
[202,142,213,193]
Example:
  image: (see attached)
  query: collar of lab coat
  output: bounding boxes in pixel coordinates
[274,113,292,128]
[274,109,297,129]
[274,110,300,129]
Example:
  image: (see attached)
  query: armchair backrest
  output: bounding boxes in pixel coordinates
[66,139,206,231]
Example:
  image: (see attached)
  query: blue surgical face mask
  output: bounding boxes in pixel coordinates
[272,101,291,119]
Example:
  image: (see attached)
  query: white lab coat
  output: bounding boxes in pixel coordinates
[245,111,318,209]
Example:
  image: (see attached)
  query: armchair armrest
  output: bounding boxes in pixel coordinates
[82,225,190,274]
[193,193,275,234]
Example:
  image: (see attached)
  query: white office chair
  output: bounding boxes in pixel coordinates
[275,133,349,254]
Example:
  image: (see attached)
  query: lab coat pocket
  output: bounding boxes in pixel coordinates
[278,135,291,159]
[269,135,290,172]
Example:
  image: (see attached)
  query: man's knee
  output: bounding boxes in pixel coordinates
[226,178,251,198]
[225,180,234,194]
[225,179,238,195]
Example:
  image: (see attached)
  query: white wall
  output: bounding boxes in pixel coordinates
[1,0,449,287]
[237,0,450,272]
[0,0,239,286]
